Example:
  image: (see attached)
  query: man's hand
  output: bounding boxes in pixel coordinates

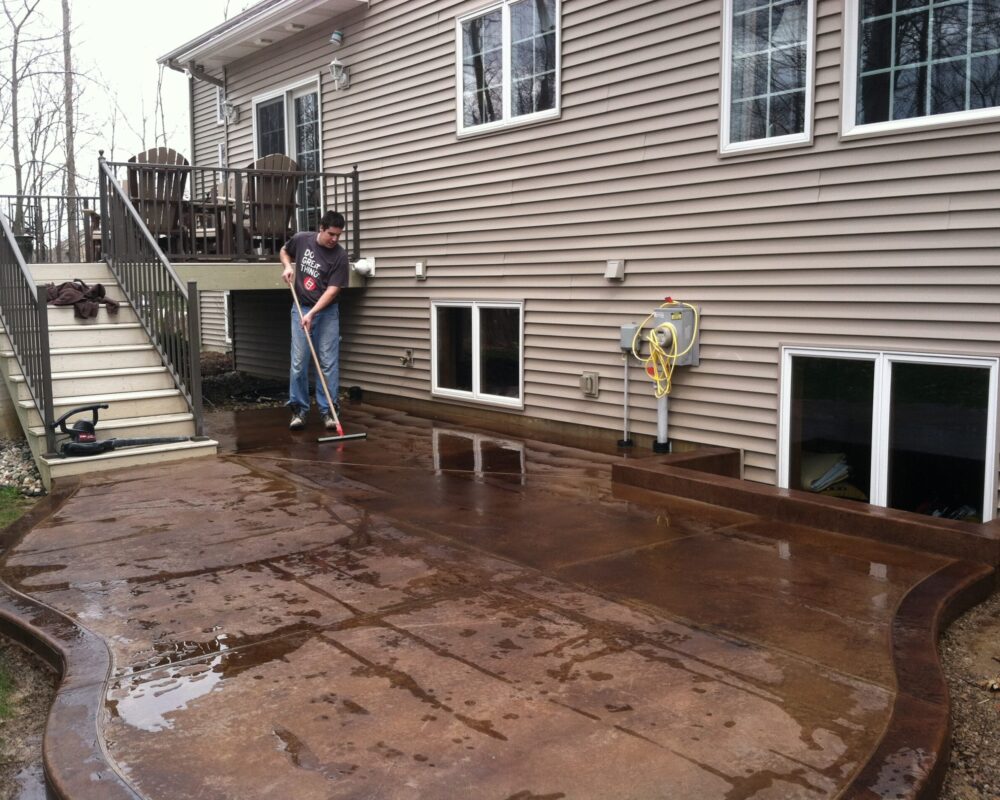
[282,264,294,285]
[300,312,313,334]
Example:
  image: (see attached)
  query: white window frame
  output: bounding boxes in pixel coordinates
[223,290,232,346]
[720,0,817,154]
[841,0,1000,140]
[778,346,999,522]
[431,300,525,408]
[251,75,323,162]
[215,86,225,125]
[455,0,562,137]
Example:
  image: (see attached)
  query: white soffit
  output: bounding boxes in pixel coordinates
[159,0,367,72]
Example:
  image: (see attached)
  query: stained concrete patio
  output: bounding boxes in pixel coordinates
[0,404,993,799]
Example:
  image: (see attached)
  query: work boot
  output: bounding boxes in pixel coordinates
[289,410,306,430]
[322,412,337,431]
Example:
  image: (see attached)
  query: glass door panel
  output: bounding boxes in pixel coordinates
[436,306,473,392]
[887,362,989,521]
[255,97,286,158]
[478,307,520,399]
[789,356,874,502]
[293,91,321,232]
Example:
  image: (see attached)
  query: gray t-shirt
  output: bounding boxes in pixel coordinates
[284,232,349,305]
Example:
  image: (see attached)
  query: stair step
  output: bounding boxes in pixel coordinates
[48,323,148,347]
[2,344,162,373]
[37,280,128,303]
[30,263,114,282]
[41,438,218,482]
[28,411,196,440]
[45,303,136,325]
[19,389,190,427]
[9,366,173,400]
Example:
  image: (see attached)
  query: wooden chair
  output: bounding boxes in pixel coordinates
[127,147,189,253]
[245,154,298,254]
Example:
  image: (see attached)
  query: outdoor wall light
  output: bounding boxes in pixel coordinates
[222,102,239,125]
[329,58,350,90]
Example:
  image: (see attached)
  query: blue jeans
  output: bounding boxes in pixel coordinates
[288,303,340,415]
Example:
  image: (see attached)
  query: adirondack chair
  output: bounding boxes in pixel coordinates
[245,154,299,254]
[127,147,189,253]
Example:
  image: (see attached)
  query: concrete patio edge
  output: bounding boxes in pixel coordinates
[0,479,143,800]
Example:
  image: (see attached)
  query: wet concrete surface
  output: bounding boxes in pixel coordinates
[0,404,986,799]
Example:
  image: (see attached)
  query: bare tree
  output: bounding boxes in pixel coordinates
[62,0,79,260]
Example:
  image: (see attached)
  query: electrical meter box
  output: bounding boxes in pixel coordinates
[652,305,700,367]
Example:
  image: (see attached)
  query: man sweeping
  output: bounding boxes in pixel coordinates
[281,210,350,430]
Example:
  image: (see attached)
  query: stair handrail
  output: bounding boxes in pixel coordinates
[97,153,204,435]
[0,210,56,454]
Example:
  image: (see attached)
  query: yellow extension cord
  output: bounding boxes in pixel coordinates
[630,299,700,398]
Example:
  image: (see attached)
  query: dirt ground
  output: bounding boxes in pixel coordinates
[0,635,57,800]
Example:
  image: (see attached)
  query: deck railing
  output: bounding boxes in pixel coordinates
[0,194,100,264]
[0,211,55,454]
[102,160,360,263]
[99,155,203,434]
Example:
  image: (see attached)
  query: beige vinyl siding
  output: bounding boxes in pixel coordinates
[191,78,226,194]
[195,0,1000,513]
[199,290,230,352]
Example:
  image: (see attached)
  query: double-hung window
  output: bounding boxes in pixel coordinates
[432,301,524,407]
[843,0,1000,137]
[456,0,561,135]
[721,0,816,152]
[779,347,999,522]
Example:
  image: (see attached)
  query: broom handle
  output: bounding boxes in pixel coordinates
[289,280,342,429]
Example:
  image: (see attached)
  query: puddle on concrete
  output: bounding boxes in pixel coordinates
[108,629,312,732]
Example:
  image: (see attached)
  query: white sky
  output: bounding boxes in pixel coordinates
[1,0,247,194]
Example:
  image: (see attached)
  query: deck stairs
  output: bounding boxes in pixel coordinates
[0,262,217,489]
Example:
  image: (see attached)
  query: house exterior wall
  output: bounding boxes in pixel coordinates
[191,78,226,190]
[196,0,1000,514]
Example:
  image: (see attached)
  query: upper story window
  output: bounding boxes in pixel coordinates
[721,0,816,153]
[843,0,1000,137]
[456,0,561,135]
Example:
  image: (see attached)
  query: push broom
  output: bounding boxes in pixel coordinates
[289,280,367,444]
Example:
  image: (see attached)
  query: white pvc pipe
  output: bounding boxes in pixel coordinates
[656,393,669,451]
[622,354,630,441]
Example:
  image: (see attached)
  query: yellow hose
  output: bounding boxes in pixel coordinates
[631,300,699,398]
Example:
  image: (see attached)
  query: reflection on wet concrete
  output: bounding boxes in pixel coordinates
[0,405,963,799]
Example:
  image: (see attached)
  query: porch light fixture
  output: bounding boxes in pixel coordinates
[222,101,239,125]
[329,57,350,90]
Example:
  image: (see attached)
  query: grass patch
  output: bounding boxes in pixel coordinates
[0,653,12,718]
[0,485,29,530]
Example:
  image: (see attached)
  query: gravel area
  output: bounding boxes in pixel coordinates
[0,439,43,498]
[940,589,1000,800]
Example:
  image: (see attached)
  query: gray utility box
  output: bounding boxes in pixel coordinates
[652,304,700,367]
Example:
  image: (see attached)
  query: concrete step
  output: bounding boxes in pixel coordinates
[18,389,190,429]
[48,323,148,348]
[1,344,163,375]
[40,438,218,485]
[9,366,174,401]
[28,411,197,444]
[30,263,114,283]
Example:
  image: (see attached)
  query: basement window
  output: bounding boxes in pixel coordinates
[779,347,999,522]
[431,301,523,407]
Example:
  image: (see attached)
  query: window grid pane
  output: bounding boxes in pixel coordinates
[857,0,1000,124]
[461,0,558,130]
[729,0,809,144]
